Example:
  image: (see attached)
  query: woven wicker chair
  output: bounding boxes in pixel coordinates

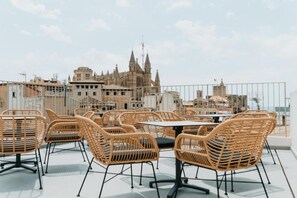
[0,109,45,174]
[175,117,276,198]
[43,112,93,173]
[45,108,75,122]
[234,111,277,165]
[0,115,47,189]
[75,115,160,198]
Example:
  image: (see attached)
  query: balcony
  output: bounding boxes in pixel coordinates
[0,143,296,197]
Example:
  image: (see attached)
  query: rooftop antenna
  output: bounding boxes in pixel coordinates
[19,72,27,82]
[141,35,145,68]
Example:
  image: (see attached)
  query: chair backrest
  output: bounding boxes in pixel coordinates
[205,117,276,171]
[101,110,134,127]
[245,110,277,118]
[230,112,270,119]
[173,109,197,117]
[76,115,159,165]
[82,111,95,119]
[156,111,183,121]
[1,109,42,116]
[0,115,47,154]
[118,112,164,137]
[45,108,60,122]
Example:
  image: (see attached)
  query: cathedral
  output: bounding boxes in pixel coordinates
[95,50,161,98]
[71,50,161,101]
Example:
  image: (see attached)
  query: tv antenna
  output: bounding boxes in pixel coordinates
[141,35,145,68]
[19,72,27,82]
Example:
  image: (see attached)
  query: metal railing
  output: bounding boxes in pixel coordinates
[0,80,289,137]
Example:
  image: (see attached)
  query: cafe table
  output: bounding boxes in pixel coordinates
[138,120,218,198]
[191,113,233,123]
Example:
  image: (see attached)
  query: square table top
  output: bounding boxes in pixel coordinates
[138,120,218,127]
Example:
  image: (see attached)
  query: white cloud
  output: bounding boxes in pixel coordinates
[20,30,33,36]
[225,12,235,19]
[262,0,277,9]
[40,25,72,43]
[10,0,61,19]
[166,0,192,11]
[90,18,111,31]
[116,0,131,7]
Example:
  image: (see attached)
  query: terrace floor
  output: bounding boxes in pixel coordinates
[0,143,296,198]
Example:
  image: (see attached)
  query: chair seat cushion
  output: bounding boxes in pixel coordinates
[155,137,175,149]
[45,133,81,142]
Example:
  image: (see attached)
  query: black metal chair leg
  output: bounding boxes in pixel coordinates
[139,162,143,185]
[98,165,109,198]
[77,158,94,197]
[78,141,86,162]
[224,172,228,195]
[260,159,271,184]
[38,149,44,176]
[43,143,49,164]
[256,165,269,198]
[130,164,134,189]
[231,170,234,192]
[35,150,43,189]
[265,140,276,164]
[149,162,160,198]
[215,170,220,198]
[195,167,199,178]
[45,143,52,173]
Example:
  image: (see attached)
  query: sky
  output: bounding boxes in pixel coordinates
[1,0,297,93]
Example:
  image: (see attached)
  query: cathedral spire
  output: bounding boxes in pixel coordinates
[129,50,136,71]
[155,70,160,86]
[144,53,151,74]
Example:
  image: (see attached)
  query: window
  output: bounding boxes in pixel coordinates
[76,85,79,89]
[90,85,93,89]
[81,85,84,89]
[85,74,90,79]
[121,92,125,95]
[95,85,98,89]
[86,85,89,89]
[86,92,88,96]
[78,92,81,96]
[106,91,109,95]
[114,92,117,95]
[93,92,96,96]
[12,92,16,98]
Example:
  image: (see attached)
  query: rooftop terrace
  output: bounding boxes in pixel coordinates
[0,143,296,198]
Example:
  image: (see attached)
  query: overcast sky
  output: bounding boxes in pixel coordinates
[1,0,297,93]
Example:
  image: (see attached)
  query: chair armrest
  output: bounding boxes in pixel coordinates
[103,127,128,134]
[120,124,137,132]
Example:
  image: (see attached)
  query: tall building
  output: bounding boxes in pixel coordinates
[95,51,160,99]
[70,50,160,110]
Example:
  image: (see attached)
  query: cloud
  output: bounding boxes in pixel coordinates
[116,0,131,7]
[262,0,277,9]
[40,25,72,43]
[10,0,61,19]
[90,18,111,31]
[174,20,245,58]
[166,0,192,11]
[225,12,235,19]
[20,30,33,36]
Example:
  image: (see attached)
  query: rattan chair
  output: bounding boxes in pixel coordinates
[75,115,160,198]
[0,115,47,189]
[175,117,276,198]
[45,108,75,122]
[43,112,93,173]
[235,111,277,164]
[0,109,45,174]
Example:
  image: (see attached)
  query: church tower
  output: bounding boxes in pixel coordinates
[143,53,152,94]
[154,70,160,93]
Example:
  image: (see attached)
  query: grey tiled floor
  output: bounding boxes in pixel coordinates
[0,144,296,198]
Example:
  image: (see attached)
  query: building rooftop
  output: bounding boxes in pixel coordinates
[0,144,296,198]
